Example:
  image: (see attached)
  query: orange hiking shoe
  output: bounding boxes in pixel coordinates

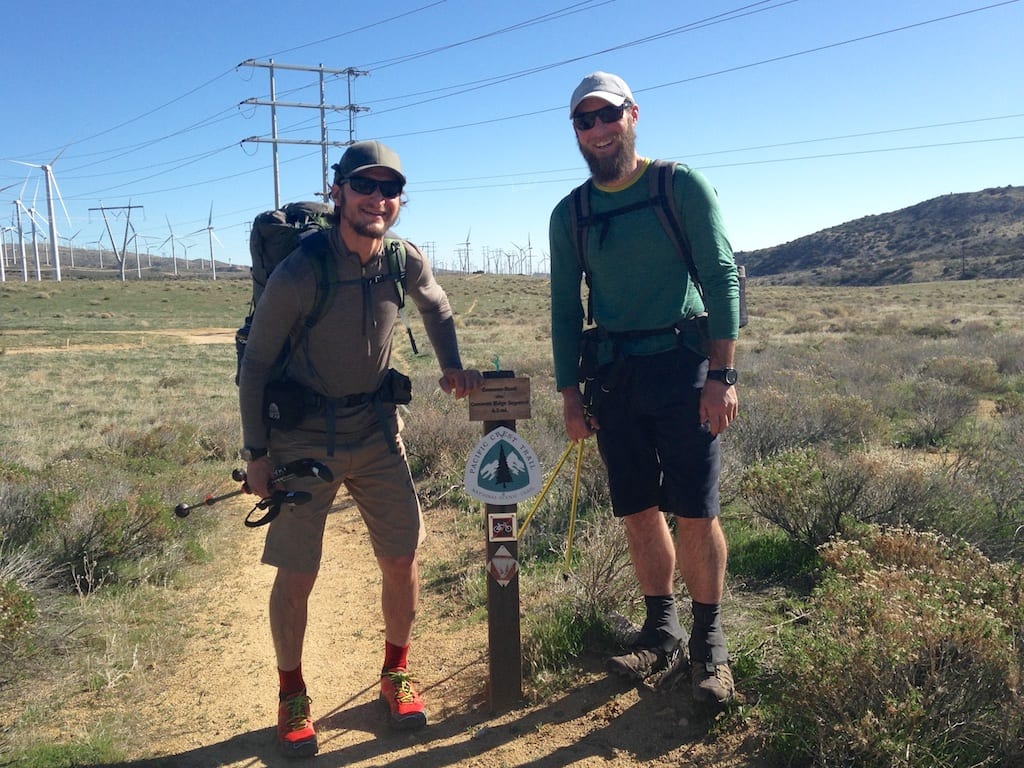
[277,689,318,757]
[380,669,427,730]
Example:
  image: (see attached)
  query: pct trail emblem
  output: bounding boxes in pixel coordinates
[464,427,541,504]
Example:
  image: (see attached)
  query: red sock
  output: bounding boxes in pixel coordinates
[279,664,305,697]
[383,641,409,672]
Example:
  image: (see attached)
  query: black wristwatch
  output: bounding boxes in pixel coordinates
[706,368,738,386]
[240,446,268,462]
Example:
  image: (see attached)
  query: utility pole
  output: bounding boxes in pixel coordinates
[240,60,369,207]
[90,203,144,282]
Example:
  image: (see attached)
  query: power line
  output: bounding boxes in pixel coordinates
[410,134,1024,195]
[252,0,448,60]
[361,0,796,113]
[370,0,1021,136]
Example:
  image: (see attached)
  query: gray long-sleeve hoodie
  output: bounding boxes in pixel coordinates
[238,226,463,450]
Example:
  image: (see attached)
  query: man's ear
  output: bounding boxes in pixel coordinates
[329,183,342,206]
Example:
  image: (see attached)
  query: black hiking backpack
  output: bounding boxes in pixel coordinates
[234,201,412,385]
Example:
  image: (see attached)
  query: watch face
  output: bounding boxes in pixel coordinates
[709,369,738,385]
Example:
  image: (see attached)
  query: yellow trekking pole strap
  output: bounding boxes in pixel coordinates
[564,439,585,572]
[517,440,577,540]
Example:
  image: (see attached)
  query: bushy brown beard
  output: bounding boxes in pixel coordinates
[577,119,637,184]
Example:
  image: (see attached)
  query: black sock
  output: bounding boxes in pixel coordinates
[637,595,683,653]
[689,600,728,665]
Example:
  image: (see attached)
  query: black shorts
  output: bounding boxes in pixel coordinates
[594,345,720,519]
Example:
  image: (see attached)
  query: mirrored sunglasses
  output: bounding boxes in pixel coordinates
[346,176,404,198]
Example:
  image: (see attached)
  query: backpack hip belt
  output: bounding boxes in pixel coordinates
[298,369,412,456]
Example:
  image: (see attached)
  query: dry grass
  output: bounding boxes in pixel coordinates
[2,274,1024,766]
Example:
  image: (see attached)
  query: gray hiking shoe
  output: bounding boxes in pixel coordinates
[691,660,734,705]
[607,641,683,682]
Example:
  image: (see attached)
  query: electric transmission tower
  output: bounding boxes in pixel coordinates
[240,60,369,207]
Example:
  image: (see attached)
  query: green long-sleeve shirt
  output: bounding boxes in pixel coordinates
[549,160,739,390]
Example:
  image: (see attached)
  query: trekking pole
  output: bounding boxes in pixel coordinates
[173,468,249,517]
[173,458,334,523]
[564,439,585,573]
[517,440,577,540]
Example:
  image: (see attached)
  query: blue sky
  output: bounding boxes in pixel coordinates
[2,0,1021,274]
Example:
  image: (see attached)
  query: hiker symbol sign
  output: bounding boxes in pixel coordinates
[464,426,541,504]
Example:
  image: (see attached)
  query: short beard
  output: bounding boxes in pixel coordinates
[578,120,637,184]
[338,187,398,238]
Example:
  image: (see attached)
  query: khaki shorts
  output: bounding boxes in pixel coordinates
[260,421,425,573]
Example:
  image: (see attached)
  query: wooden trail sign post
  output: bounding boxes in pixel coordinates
[465,370,536,712]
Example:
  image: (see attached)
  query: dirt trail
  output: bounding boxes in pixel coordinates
[81,491,761,768]
[5,325,763,766]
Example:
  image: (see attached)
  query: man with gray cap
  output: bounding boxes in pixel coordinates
[548,72,740,706]
[239,140,483,755]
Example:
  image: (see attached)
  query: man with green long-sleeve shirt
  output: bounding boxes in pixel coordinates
[549,71,740,706]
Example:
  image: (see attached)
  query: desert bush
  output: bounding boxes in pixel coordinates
[522,516,634,684]
[402,376,481,509]
[763,525,1024,767]
[729,386,879,464]
[0,577,36,655]
[739,448,957,550]
[885,378,976,448]
[42,490,180,593]
[990,333,1024,375]
[739,448,866,548]
[0,542,61,681]
[942,417,1024,561]
[921,354,1000,392]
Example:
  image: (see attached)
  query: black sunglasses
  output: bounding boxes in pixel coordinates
[572,101,631,131]
[346,176,404,198]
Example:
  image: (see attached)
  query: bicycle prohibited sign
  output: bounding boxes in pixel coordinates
[487,512,517,542]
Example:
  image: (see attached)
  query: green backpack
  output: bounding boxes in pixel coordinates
[235,201,411,384]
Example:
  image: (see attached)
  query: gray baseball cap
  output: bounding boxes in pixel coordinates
[331,140,406,184]
[570,71,635,116]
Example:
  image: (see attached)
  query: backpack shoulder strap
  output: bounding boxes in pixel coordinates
[383,238,408,309]
[569,180,596,324]
[299,229,337,330]
[649,159,701,297]
[383,237,418,354]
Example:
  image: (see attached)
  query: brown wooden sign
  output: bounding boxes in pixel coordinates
[468,376,531,422]
[475,370,524,712]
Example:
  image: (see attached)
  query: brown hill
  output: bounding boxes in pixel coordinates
[737,185,1024,286]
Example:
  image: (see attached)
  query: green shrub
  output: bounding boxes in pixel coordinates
[0,578,37,651]
[522,517,634,685]
[888,379,976,448]
[726,524,819,582]
[729,386,879,464]
[921,354,1000,392]
[763,526,1024,767]
[36,489,179,593]
[740,448,859,548]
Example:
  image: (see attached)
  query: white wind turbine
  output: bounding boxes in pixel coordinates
[10,178,31,281]
[0,183,17,282]
[11,149,72,281]
[160,216,181,276]
[25,183,48,281]
[59,230,82,268]
[460,228,472,273]
[188,203,222,280]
